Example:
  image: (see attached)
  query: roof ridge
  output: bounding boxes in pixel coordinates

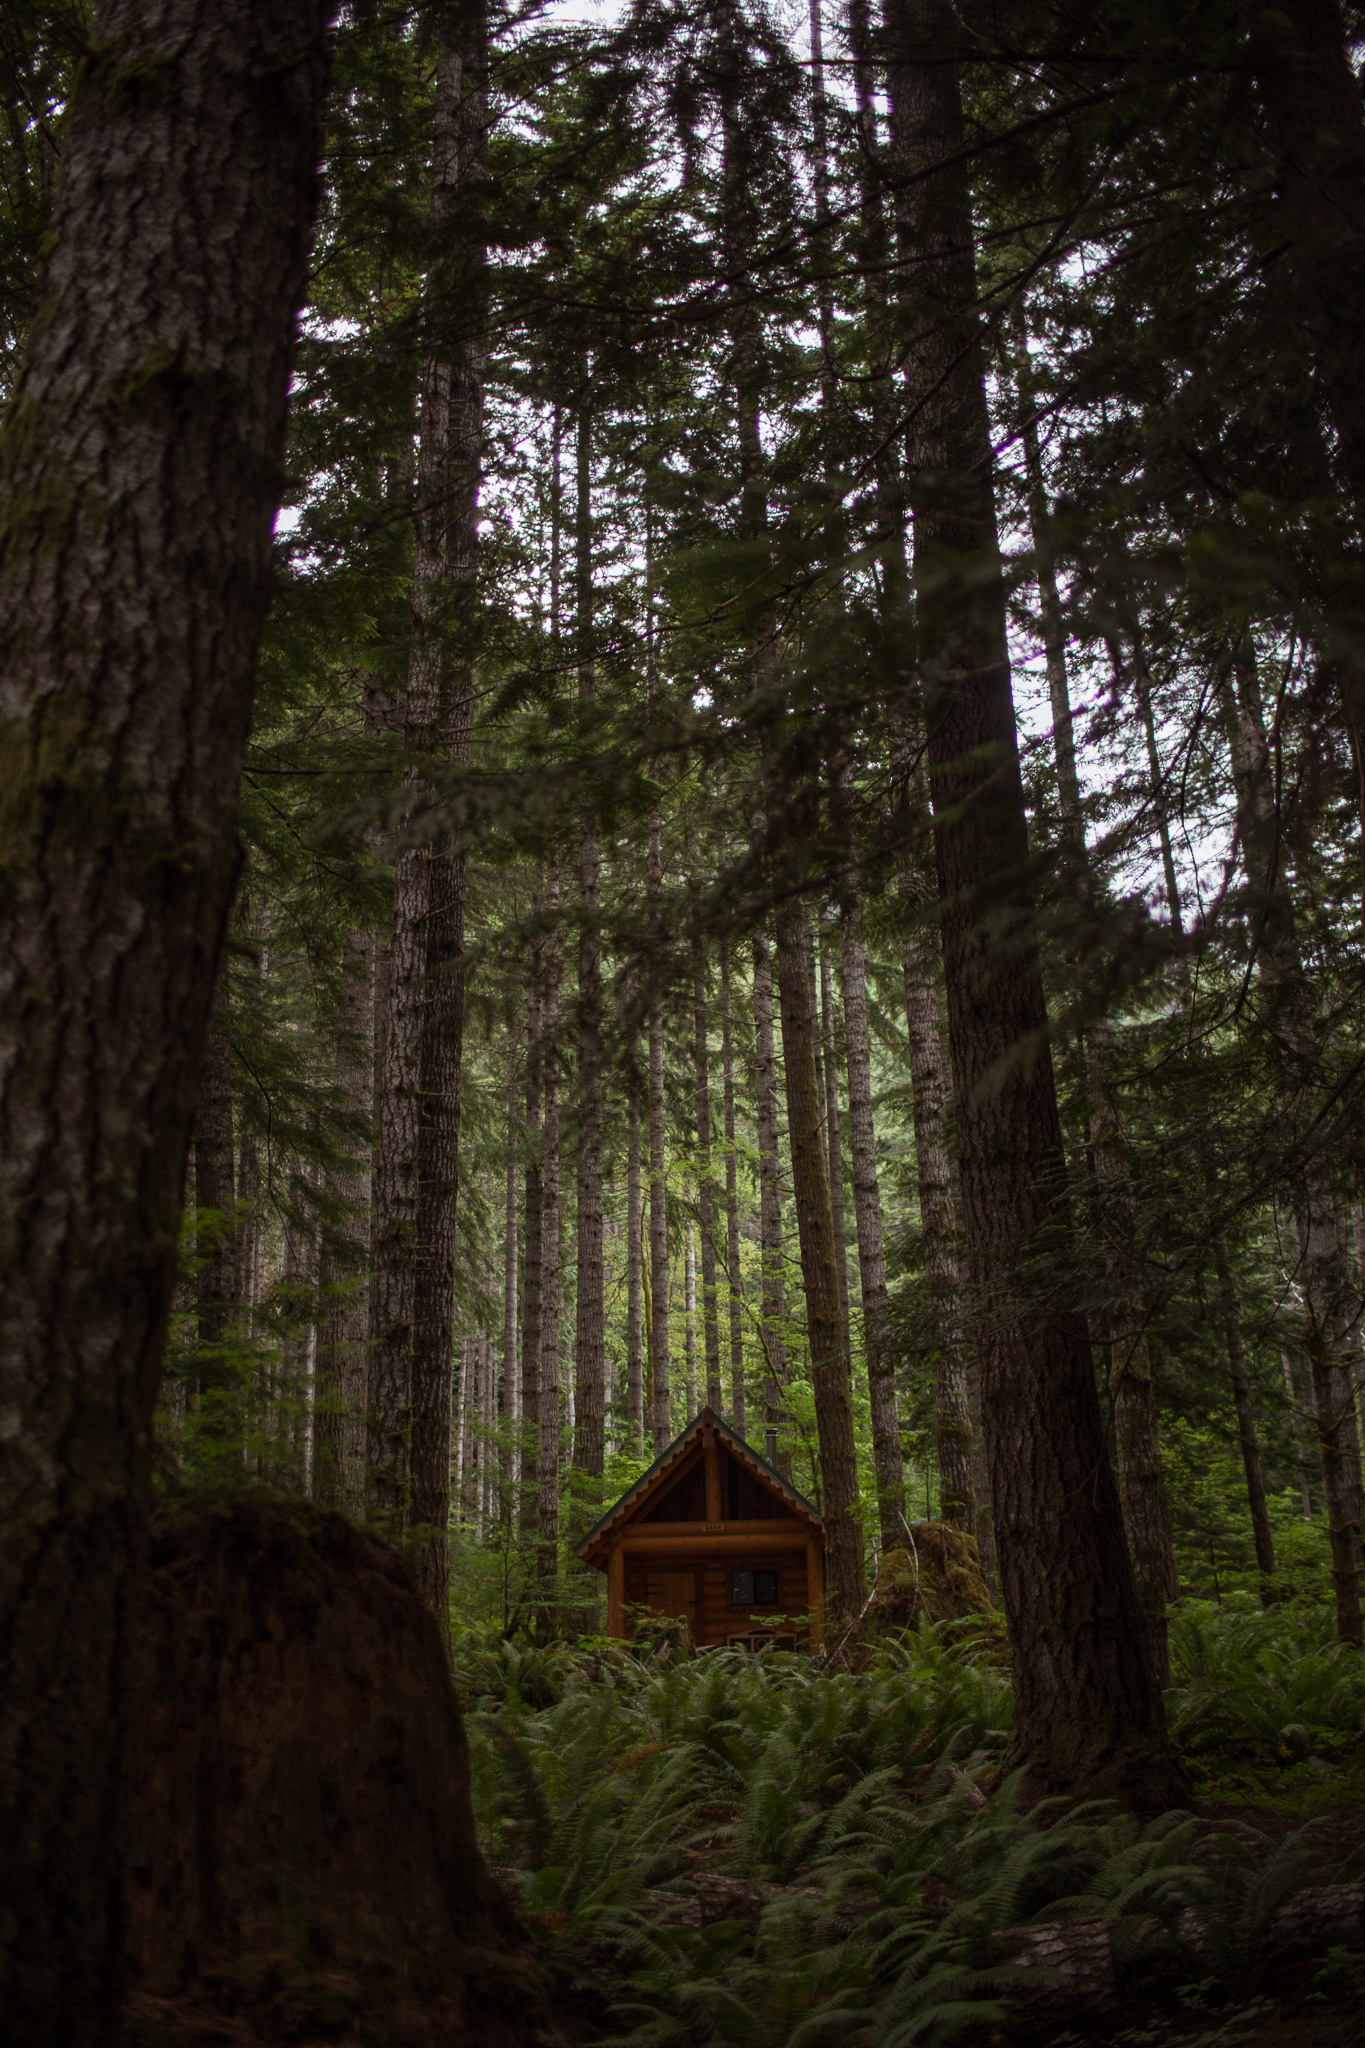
[574,1405,822,1559]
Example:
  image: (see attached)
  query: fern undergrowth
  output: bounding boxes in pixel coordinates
[453,1602,1365,2046]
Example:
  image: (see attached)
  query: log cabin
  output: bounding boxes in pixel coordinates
[575,1406,825,1650]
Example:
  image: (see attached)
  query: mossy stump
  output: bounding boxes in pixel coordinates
[840,1522,995,1668]
[121,1495,556,2046]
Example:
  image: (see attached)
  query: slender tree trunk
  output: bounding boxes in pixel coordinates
[819,933,854,1363]
[772,901,867,1627]
[1221,640,1365,1640]
[838,871,903,1549]
[899,863,976,1531]
[1298,1197,1365,1645]
[752,929,789,1457]
[314,931,374,1515]
[1213,1231,1277,1601]
[1345,1201,1365,1428]
[1020,362,1180,1677]
[1087,1029,1180,1683]
[196,992,238,1367]
[694,948,724,1413]
[626,1027,645,1451]
[1283,1349,1317,1518]
[648,919,670,1455]
[684,1225,698,1419]
[539,861,562,1599]
[482,1326,497,1529]
[0,3,332,2030]
[574,406,605,1494]
[520,917,544,1537]
[502,1051,519,1505]
[368,20,486,1624]
[720,936,746,1435]
[232,892,270,1322]
[884,0,1183,1801]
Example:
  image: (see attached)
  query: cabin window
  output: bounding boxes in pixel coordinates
[731,1569,778,1607]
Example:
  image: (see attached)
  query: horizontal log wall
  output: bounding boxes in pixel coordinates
[623,1550,813,1646]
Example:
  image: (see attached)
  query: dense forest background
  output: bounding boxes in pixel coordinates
[6,0,1361,1645]
[9,2,1365,2043]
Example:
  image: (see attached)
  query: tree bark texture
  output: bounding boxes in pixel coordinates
[539,860,562,1593]
[626,1023,645,1451]
[648,925,670,1455]
[818,932,854,1362]
[1214,1230,1278,1601]
[694,949,724,1413]
[502,1057,519,1501]
[752,929,788,1451]
[367,20,485,1624]
[838,879,903,1549]
[684,1224,698,1420]
[195,992,238,1367]
[720,936,746,1434]
[123,1497,547,2047]
[772,901,867,1628]
[1087,1028,1179,1682]
[574,408,605,1490]
[899,857,975,1532]
[1221,643,1365,1640]
[885,0,1182,1801]
[520,917,543,1535]
[313,930,374,1517]
[1026,444,1178,1680]
[1283,1349,1317,1518]
[0,2,333,2034]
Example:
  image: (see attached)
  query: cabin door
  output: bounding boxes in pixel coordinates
[646,1570,696,1630]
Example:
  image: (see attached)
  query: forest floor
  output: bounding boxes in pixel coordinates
[456,1605,1365,2048]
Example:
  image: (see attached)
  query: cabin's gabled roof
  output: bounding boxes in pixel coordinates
[575,1405,821,1566]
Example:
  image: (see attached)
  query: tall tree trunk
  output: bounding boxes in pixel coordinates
[752,928,788,1459]
[539,860,562,1600]
[1220,640,1365,1640]
[314,931,374,1516]
[232,891,271,1321]
[196,991,238,1369]
[838,866,903,1549]
[684,1225,698,1419]
[1019,352,1180,1676]
[1283,1349,1317,1518]
[626,1018,645,1451]
[0,3,332,2032]
[818,932,854,1363]
[368,19,486,1624]
[574,405,605,1494]
[1213,1231,1277,1601]
[694,948,724,1412]
[520,915,544,1538]
[899,860,976,1532]
[720,935,746,1434]
[884,0,1183,1800]
[772,902,867,1627]
[648,907,670,1455]
[1087,1030,1179,1681]
[281,1206,317,1495]
[502,1049,519,1506]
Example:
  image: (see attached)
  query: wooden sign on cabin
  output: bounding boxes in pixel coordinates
[575,1406,825,1651]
